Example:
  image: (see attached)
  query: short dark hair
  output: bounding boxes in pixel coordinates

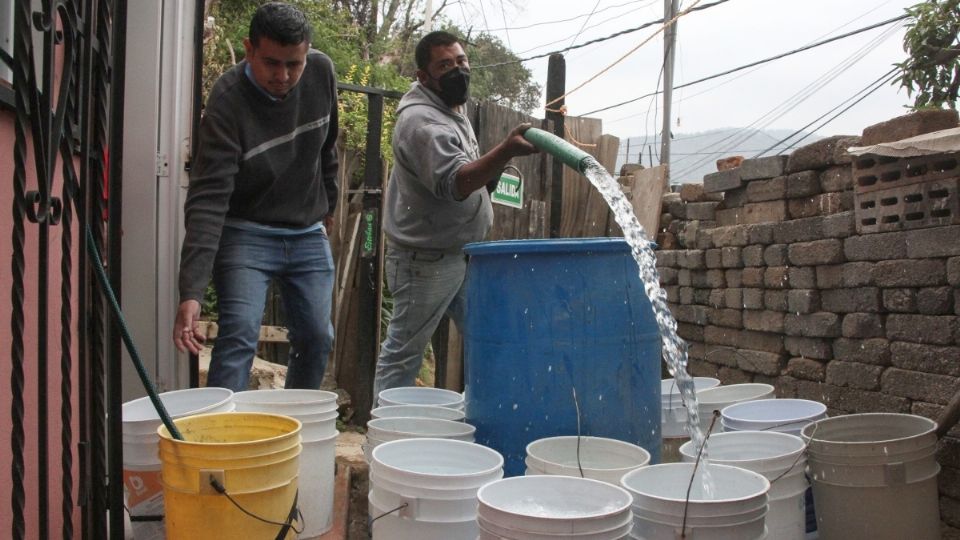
[415,31,462,71]
[249,2,312,47]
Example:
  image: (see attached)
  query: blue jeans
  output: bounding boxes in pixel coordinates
[207,226,335,391]
[372,247,467,403]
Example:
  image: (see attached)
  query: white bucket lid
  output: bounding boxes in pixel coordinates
[370,438,503,490]
[122,387,234,435]
[378,387,465,409]
[477,508,634,539]
[678,431,805,472]
[371,404,466,422]
[367,417,475,441]
[696,384,775,408]
[477,476,633,535]
[621,463,770,517]
[721,399,826,433]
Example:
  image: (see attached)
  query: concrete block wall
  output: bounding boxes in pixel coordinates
[654,111,960,537]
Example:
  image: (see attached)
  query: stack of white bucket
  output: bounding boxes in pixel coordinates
[232,389,339,538]
[370,404,466,421]
[121,387,234,539]
[377,386,465,410]
[369,438,503,539]
[660,377,719,462]
[621,462,770,539]
[365,417,475,461]
[524,436,650,485]
[680,431,808,540]
[694,383,775,433]
[477,476,634,539]
[367,387,472,461]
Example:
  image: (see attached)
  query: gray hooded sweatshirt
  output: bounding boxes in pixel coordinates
[383,82,491,252]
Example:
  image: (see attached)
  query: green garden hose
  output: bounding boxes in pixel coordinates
[523,127,594,174]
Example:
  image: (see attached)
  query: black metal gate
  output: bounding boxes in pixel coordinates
[5,0,127,538]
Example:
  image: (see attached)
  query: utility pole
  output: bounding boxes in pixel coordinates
[546,54,566,238]
[660,0,679,177]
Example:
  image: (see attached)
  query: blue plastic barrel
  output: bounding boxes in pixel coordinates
[462,238,662,476]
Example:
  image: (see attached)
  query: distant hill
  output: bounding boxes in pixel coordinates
[614,128,825,184]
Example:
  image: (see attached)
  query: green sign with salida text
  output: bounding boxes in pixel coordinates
[492,173,523,209]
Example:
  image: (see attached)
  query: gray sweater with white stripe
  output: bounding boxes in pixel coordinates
[178,51,339,302]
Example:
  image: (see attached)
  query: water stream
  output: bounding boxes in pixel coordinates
[582,159,716,496]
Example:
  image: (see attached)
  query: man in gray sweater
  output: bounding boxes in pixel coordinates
[373,31,538,400]
[173,3,338,391]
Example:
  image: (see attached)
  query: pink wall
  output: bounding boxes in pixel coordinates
[1,107,82,537]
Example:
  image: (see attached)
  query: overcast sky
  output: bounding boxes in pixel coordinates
[445,0,917,142]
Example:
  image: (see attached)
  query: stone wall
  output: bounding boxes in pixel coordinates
[655,111,960,537]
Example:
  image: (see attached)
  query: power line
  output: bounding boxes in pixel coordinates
[582,13,910,116]
[498,0,513,49]
[514,1,661,56]
[477,0,657,32]
[473,0,730,69]
[568,0,604,49]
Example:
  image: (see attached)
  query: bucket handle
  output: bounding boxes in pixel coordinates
[206,474,304,537]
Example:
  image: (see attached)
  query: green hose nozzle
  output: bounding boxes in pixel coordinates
[523,127,593,174]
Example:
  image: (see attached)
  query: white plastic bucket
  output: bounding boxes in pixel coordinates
[121,387,234,539]
[695,383,775,432]
[680,431,807,540]
[721,398,826,436]
[802,413,940,540]
[228,389,339,537]
[369,438,503,540]
[377,386,465,409]
[477,512,633,539]
[365,417,476,462]
[661,377,720,437]
[524,436,650,485]
[621,462,769,540]
[477,476,633,538]
[370,404,466,422]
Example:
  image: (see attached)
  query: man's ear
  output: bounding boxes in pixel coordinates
[243,37,254,59]
[415,69,429,85]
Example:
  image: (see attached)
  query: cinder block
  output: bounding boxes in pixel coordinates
[724,288,744,309]
[656,250,679,267]
[704,169,743,193]
[788,267,817,289]
[741,201,788,224]
[746,176,787,202]
[873,259,946,287]
[742,288,764,309]
[917,287,954,315]
[742,245,764,267]
[841,262,874,287]
[830,386,910,414]
[821,287,882,313]
[786,170,822,198]
[949,256,960,286]
[679,287,695,304]
[764,290,788,312]
[725,269,743,288]
[773,216,826,244]
[719,186,748,209]
[687,201,720,221]
[788,192,850,219]
[786,135,861,173]
[659,267,679,285]
[785,336,832,359]
[883,288,917,312]
[822,212,856,238]
[708,308,743,328]
[844,231,908,261]
[737,350,786,376]
[784,312,842,337]
[715,208,741,226]
[860,109,959,146]
[788,239,844,266]
[746,223,777,245]
[678,269,691,286]
[741,268,765,289]
[694,289,712,305]
[740,156,789,180]
[832,338,891,365]
[826,361,884,390]
[708,289,725,308]
[710,225,750,247]
[680,249,707,270]
[704,249,723,269]
[704,345,739,368]
[891,341,960,377]
[788,290,821,314]
[882,368,959,405]
[905,225,960,258]
[842,313,885,338]
[764,267,791,289]
[820,165,854,192]
[704,326,784,354]
[763,244,788,267]
[743,310,785,333]
[670,304,710,325]
[676,322,705,342]
[787,358,825,381]
[680,183,724,202]
[721,247,743,268]
[664,286,680,303]
[887,314,957,345]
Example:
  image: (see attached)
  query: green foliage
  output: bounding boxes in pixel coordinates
[896,0,960,109]
[458,31,542,114]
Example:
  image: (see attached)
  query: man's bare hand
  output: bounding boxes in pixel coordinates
[504,123,539,158]
[173,299,205,355]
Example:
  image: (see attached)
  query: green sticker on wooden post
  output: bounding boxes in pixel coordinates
[492,172,523,209]
[361,208,377,258]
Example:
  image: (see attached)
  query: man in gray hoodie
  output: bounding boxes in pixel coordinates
[373,31,538,400]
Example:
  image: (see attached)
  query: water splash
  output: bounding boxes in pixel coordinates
[582,160,715,496]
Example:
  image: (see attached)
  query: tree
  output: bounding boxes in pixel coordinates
[896,0,960,109]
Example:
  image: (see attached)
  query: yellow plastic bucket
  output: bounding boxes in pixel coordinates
[157,412,302,539]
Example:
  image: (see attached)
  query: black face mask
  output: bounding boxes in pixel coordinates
[431,66,471,107]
